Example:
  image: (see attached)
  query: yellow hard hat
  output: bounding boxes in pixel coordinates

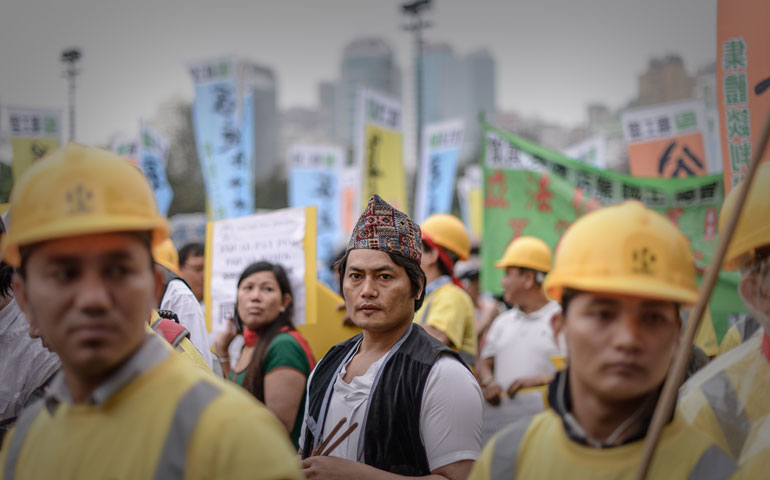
[720,162,770,270]
[544,201,698,305]
[153,238,181,276]
[1,143,169,267]
[421,214,470,261]
[494,236,552,272]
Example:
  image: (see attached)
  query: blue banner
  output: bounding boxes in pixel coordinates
[139,125,174,216]
[414,120,464,223]
[288,145,344,289]
[240,90,256,211]
[189,58,252,219]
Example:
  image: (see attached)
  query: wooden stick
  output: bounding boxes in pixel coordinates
[634,109,770,480]
[312,417,347,456]
[322,422,359,456]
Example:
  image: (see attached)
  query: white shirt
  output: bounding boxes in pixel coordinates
[300,349,482,471]
[160,279,214,369]
[479,300,562,442]
[0,298,60,421]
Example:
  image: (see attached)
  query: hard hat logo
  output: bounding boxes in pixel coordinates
[632,247,657,275]
[65,185,94,215]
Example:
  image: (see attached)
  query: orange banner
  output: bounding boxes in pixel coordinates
[628,132,708,178]
[717,0,770,191]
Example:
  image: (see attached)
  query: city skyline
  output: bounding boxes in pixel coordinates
[1,0,716,147]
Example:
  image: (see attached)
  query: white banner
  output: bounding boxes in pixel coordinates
[563,135,607,169]
[208,208,309,336]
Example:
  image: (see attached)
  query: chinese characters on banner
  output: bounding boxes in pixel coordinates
[138,124,174,216]
[481,121,744,344]
[354,89,406,211]
[7,107,61,182]
[287,144,344,288]
[110,138,139,165]
[414,119,464,224]
[717,0,770,190]
[189,57,254,219]
[205,207,317,334]
[622,100,711,178]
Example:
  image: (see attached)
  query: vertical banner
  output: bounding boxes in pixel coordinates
[414,119,464,223]
[205,207,318,334]
[355,89,406,210]
[138,124,174,216]
[717,0,770,191]
[7,107,61,182]
[622,100,711,178]
[240,90,257,211]
[288,144,344,283]
[562,135,607,169]
[457,165,483,239]
[189,57,252,219]
[339,167,360,240]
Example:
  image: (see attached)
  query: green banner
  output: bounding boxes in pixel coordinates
[480,122,745,343]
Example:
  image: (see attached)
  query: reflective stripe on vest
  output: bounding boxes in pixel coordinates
[153,380,221,479]
[490,415,534,480]
[3,399,45,480]
[700,370,751,459]
[687,444,737,480]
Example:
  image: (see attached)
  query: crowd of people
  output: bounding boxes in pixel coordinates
[0,142,767,479]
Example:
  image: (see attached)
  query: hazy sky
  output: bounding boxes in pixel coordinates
[0,0,717,146]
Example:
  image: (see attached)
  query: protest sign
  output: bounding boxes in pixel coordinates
[414,119,464,223]
[7,107,61,181]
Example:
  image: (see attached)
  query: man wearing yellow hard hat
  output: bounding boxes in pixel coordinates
[0,144,303,479]
[468,201,736,479]
[414,213,477,366]
[476,236,562,443]
[679,163,770,478]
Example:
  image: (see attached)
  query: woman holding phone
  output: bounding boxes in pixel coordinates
[215,261,315,448]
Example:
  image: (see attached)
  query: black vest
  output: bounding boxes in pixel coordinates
[301,324,466,476]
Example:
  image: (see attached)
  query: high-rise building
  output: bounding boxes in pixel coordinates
[419,44,496,164]
[334,38,401,146]
[634,55,695,107]
[237,62,278,180]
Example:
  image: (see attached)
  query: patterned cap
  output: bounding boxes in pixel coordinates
[347,194,421,263]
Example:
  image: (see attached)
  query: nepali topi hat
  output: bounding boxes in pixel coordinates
[347,194,421,263]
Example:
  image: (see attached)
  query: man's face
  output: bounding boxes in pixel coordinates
[180,254,205,302]
[561,292,681,403]
[501,267,530,306]
[342,249,420,332]
[14,232,160,381]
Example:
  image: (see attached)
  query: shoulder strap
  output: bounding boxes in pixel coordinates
[152,380,221,479]
[3,399,46,480]
[285,329,317,370]
[152,317,191,348]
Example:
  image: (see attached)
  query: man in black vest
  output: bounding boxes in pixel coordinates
[300,194,482,480]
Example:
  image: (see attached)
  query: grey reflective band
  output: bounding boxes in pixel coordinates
[3,399,45,480]
[170,329,190,348]
[153,380,221,479]
[687,444,737,480]
[459,349,476,367]
[739,318,760,342]
[490,415,533,480]
[700,370,751,459]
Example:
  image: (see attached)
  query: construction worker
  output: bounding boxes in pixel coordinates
[414,213,477,366]
[178,242,205,303]
[0,144,302,479]
[300,195,482,479]
[152,238,213,368]
[679,163,770,478]
[468,201,736,479]
[476,236,562,442]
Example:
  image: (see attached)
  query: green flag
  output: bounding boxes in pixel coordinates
[480,121,745,344]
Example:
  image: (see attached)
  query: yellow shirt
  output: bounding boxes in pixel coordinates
[468,409,736,480]
[414,281,476,364]
[0,335,303,480]
[144,321,212,375]
[679,330,769,479]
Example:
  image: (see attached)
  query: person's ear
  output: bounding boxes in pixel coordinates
[12,272,35,332]
[551,312,564,343]
[281,293,292,312]
[739,273,770,313]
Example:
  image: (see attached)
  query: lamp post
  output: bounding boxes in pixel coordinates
[60,48,82,142]
[401,0,432,180]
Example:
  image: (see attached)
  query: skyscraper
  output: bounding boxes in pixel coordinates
[335,37,401,146]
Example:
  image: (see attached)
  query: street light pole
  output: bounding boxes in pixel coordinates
[402,0,432,194]
[60,48,82,142]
